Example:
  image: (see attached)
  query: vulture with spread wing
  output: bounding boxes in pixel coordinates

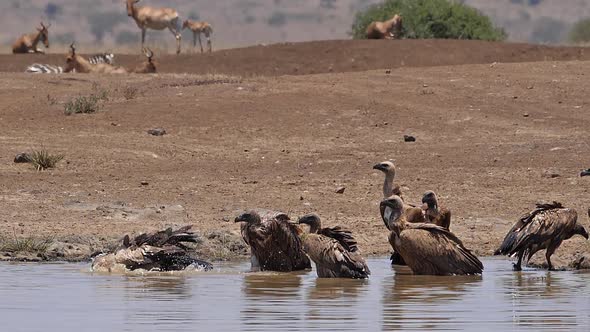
[381,196,483,275]
[298,213,370,279]
[495,201,588,270]
[91,225,213,273]
[235,210,311,272]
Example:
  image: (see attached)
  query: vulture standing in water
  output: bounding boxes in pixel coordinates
[298,213,370,279]
[91,226,213,273]
[422,190,452,230]
[374,161,424,265]
[235,210,311,272]
[381,195,483,275]
[495,201,588,271]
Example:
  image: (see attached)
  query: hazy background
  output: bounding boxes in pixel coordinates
[2,0,590,51]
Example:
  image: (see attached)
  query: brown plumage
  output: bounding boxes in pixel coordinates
[422,190,451,230]
[495,201,588,271]
[235,210,311,272]
[298,213,370,279]
[91,225,213,273]
[381,196,483,275]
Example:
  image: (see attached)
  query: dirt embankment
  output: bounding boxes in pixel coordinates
[1,39,589,76]
[0,40,589,269]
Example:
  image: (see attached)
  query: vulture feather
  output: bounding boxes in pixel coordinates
[235,209,311,272]
[495,201,588,270]
[91,225,212,273]
[298,213,370,279]
[381,196,483,275]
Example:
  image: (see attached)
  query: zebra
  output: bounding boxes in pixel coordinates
[25,53,116,74]
[25,63,63,73]
[87,53,115,65]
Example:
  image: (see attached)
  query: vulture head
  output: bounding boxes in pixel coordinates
[235,210,262,224]
[373,161,396,175]
[574,224,589,240]
[580,169,590,177]
[298,213,322,233]
[380,195,404,226]
[422,190,438,209]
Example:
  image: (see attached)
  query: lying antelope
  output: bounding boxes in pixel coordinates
[366,14,403,40]
[64,43,156,74]
[12,22,51,54]
[126,0,182,54]
[182,20,213,53]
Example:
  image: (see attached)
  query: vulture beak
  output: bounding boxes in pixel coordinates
[582,228,589,240]
[581,169,590,177]
[234,214,246,223]
[373,163,386,171]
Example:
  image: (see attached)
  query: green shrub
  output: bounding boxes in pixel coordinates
[569,18,590,44]
[351,0,506,41]
[29,149,64,171]
[64,95,100,115]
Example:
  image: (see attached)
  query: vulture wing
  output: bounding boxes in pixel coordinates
[399,224,483,275]
[304,234,370,279]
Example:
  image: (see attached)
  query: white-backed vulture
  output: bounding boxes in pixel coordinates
[298,213,370,279]
[422,190,451,230]
[235,210,311,272]
[381,196,483,275]
[91,225,213,273]
[495,201,588,271]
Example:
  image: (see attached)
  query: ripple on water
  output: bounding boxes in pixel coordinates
[0,258,589,331]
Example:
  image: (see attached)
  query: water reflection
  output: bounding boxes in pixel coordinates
[0,259,589,332]
[382,266,482,331]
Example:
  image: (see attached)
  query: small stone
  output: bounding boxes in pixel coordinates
[14,153,31,163]
[403,135,416,142]
[222,216,230,222]
[527,85,534,89]
[300,196,304,200]
[140,181,149,186]
[335,187,345,194]
[147,128,166,136]
[523,113,529,117]
[385,69,391,74]
[542,172,560,179]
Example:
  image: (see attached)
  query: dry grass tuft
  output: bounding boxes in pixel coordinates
[29,149,64,171]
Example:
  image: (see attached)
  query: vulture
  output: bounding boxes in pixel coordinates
[374,161,424,265]
[91,225,213,273]
[381,195,483,275]
[235,210,311,272]
[495,201,588,271]
[422,190,451,230]
[298,213,370,279]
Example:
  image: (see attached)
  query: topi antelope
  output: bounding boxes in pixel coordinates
[132,48,157,73]
[12,22,51,54]
[182,20,213,53]
[125,0,183,54]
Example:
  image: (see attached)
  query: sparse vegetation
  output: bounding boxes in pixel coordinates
[569,18,590,44]
[352,0,506,41]
[29,149,64,171]
[0,234,53,255]
[122,86,139,100]
[64,94,101,115]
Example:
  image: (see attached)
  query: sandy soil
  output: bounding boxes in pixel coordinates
[0,40,588,269]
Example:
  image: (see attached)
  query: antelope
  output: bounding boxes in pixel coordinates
[12,22,51,54]
[182,20,213,53]
[366,14,403,40]
[125,0,182,54]
[63,43,156,74]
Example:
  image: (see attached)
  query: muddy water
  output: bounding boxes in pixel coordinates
[1,258,589,331]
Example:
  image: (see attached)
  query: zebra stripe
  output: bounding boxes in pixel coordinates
[25,63,63,74]
[87,53,115,65]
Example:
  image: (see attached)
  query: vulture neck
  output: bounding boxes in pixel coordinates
[383,172,396,198]
[308,221,321,234]
[391,215,407,235]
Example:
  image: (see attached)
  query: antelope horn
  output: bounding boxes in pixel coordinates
[145,48,154,60]
[69,42,76,55]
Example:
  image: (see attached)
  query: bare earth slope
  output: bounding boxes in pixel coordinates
[1,40,590,76]
[0,40,589,268]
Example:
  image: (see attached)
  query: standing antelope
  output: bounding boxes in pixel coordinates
[12,22,51,54]
[125,0,182,54]
[182,20,213,53]
[366,14,403,40]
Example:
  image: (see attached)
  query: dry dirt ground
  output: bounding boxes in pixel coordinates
[0,40,589,269]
